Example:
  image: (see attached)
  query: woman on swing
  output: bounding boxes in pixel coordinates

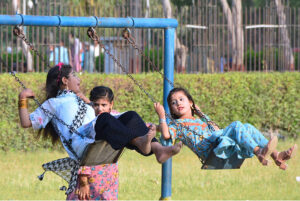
[18,63,182,165]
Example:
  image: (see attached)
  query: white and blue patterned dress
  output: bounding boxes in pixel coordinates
[29,91,97,160]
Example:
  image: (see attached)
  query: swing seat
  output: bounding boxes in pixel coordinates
[80,140,124,166]
[201,151,244,170]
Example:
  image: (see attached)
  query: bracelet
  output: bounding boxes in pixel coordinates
[159,119,166,124]
[79,180,89,187]
[18,98,28,109]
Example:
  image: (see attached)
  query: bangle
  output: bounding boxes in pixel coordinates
[18,98,28,109]
[79,180,89,187]
[159,119,166,124]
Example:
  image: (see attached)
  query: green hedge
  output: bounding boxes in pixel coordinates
[0,72,299,152]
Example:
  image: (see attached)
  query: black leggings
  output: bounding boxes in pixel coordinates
[94,111,157,155]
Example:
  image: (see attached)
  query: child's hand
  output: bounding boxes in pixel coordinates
[154,102,165,118]
[193,104,203,117]
[78,175,90,200]
[76,92,90,104]
[19,88,35,99]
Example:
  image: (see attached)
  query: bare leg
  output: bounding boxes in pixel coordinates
[151,141,183,164]
[130,125,156,155]
[254,136,278,166]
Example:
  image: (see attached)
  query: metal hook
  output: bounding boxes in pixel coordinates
[87,27,98,41]
[93,16,99,28]
[57,15,62,30]
[13,26,23,37]
[122,28,131,39]
[18,14,24,26]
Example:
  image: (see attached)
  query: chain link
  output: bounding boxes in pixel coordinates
[88,27,214,163]
[12,69,82,160]
[122,28,175,88]
[10,63,84,139]
[122,28,220,129]
[9,25,218,164]
[13,26,52,69]
[10,27,88,161]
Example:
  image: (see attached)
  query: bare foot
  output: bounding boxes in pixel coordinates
[255,136,278,166]
[132,125,156,155]
[271,144,297,170]
[154,141,183,164]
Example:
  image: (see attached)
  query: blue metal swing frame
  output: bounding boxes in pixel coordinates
[0,14,243,199]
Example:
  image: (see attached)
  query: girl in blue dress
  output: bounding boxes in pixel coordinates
[154,87,297,170]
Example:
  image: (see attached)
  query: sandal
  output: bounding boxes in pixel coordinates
[271,144,297,170]
[256,136,278,166]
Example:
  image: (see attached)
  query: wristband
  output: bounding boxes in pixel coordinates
[159,118,166,124]
[18,98,28,109]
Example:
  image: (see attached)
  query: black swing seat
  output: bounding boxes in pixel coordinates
[201,151,244,170]
[80,140,124,166]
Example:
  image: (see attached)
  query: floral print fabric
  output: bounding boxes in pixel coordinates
[67,163,119,200]
[169,118,269,161]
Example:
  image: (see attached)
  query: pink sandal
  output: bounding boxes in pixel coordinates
[271,144,297,170]
[256,136,278,166]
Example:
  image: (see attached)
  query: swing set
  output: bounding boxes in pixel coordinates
[0,14,244,199]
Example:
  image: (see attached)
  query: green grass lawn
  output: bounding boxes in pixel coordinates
[0,139,299,200]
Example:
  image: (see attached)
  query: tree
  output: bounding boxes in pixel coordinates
[220,0,244,71]
[12,0,33,72]
[161,0,188,73]
[274,0,294,70]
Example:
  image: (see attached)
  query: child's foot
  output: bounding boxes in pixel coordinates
[133,125,156,155]
[271,144,297,170]
[155,141,183,164]
[255,136,278,166]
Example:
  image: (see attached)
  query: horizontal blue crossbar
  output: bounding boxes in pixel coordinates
[0,15,178,28]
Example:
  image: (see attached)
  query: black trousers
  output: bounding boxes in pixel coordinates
[94,111,157,155]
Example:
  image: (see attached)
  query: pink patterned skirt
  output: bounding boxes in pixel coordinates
[67,163,119,200]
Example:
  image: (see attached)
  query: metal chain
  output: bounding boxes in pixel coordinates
[88,27,212,163]
[88,27,157,103]
[122,28,175,88]
[11,70,82,160]
[122,28,220,129]
[10,27,90,161]
[11,71,85,139]
[13,26,52,69]
[12,26,89,138]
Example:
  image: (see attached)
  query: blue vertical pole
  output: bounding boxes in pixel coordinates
[160,27,175,200]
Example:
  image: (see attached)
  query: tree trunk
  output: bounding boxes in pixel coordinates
[161,0,188,73]
[220,0,236,71]
[232,0,244,71]
[275,0,294,70]
[145,0,151,49]
[220,0,244,71]
[12,0,33,72]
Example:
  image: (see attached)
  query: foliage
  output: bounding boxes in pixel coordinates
[0,72,299,152]
[143,47,163,72]
[171,0,194,10]
[94,53,105,72]
[1,52,25,70]
[245,48,300,71]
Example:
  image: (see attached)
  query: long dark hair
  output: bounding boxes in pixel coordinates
[167,87,196,119]
[89,86,114,102]
[38,64,73,144]
[46,64,73,99]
